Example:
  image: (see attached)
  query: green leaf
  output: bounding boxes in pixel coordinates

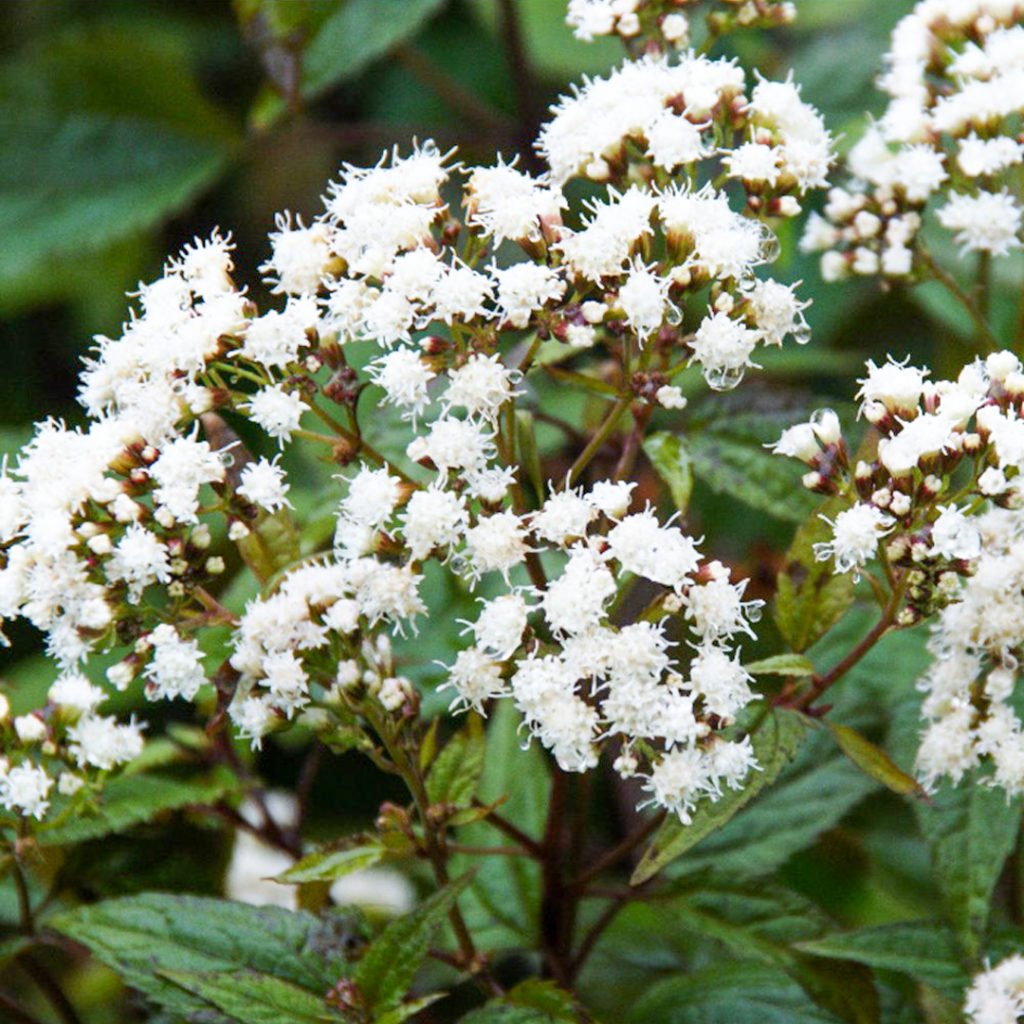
[745,654,816,677]
[0,23,237,302]
[823,721,927,799]
[461,980,582,1023]
[427,715,486,810]
[278,842,386,884]
[36,770,238,846]
[49,894,354,1018]
[628,961,841,1023]
[685,402,820,524]
[238,507,303,585]
[643,432,693,515]
[453,701,549,951]
[797,921,970,1002]
[354,873,472,1013]
[914,777,1022,955]
[159,969,335,1024]
[669,714,880,879]
[773,498,856,653]
[515,411,546,507]
[631,709,807,885]
[302,0,446,103]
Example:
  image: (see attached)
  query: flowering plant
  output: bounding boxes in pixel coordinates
[3,1,1024,1022]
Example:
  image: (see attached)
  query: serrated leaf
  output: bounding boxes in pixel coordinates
[159,969,335,1024]
[774,498,856,653]
[627,961,840,1023]
[50,894,354,1019]
[797,922,970,1002]
[37,770,238,846]
[631,709,807,885]
[668,715,880,879]
[354,873,472,1013]
[914,777,1022,955]
[278,842,386,884]
[824,720,927,799]
[427,715,485,810]
[643,432,693,515]
[745,654,816,677]
[685,402,819,524]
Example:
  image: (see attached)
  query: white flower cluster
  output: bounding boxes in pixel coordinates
[965,954,1024,1024]
[222,309,765,819]
[777,351,1024,794]
[566,0,795,48]
[253,54,826,393]
[0,675,143,822]
[803,0,1024,279]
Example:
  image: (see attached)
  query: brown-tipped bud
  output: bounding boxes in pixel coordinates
[325,979,366,1014]
[919,474,943,501]
[896,606,922,627]
[420,335,449,356]
[885,535,911,563]
[332,439,360,467]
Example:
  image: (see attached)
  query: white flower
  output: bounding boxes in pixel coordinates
[643,747,708,822]
[368,349,435,422]
[689,312,761,390]
[150,434,226,524]
[261,212,332,295]
[964,954,1024,1024]
[408,417,494,474]
[724,142,782,185]
[930,505,982,561]
[467,592,531,660]
[14,714,46,743]
[957,133,1024,177]
[618,261,669,339]
[744,279,810,347]
[938,190,1023,256]
[49,671,105,713]
[444,354,521,422]
[106,523,171,602]
[247,384,308,445]
[857,357,927,415]
[0,762,53,819]
[814,504,894,574]
[466,160,564,244]
[238,456,291,513]
[587,480,635,519]
[239,298,317,369]
[605,510,700,590]
[464,511,529,583]
[145,624,206,701]
[542,545,616,636]
[492,263,565,329]
[401,487,468,560]
[68,714,144,770]
[656,385,687,409]
[443,647,507,712]
[531,488,596,546]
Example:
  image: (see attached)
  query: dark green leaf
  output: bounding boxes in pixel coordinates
[823,721,927,799]
[427,714,485,810]
[49,894,352,1018]
[159,969,335,1024]
[37,770,238,846]
[461,980,582,1023]
[354,873,472,1013]
[774,498,856,653]
[453,701,548,951]
[797,921,970,1002]
[628,961,841,1023]
[914,778,1021,955]
[631,710,807,884]
[669,714,879,878]
[302,0,446,102]
[643,432,693,515]
[0,24,236,301]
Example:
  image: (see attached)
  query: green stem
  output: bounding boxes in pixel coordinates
[918,247,998,354]
[565,397,633,488]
